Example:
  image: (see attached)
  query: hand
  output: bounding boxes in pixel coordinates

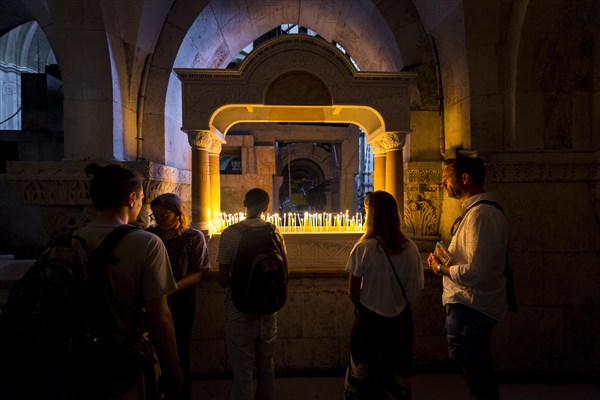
[427,253,442,275]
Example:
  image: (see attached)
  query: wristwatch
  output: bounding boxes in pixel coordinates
[437,264,442,275]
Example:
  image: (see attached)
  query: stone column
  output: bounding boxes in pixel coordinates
[208,141,222,222]
[187,130,213,231]
[371,132,406,216]
[372,153,386,192]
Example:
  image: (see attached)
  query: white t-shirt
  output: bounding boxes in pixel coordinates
[346,237,424,317]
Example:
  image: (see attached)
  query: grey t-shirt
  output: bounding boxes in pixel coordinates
[73,222,177,341]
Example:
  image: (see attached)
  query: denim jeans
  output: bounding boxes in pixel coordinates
[445,303,498,400]
[225,313,277,400]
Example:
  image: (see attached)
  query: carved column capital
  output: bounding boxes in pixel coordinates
[208,140,222,155]
[187,130,214,150]
[370,131,406,155]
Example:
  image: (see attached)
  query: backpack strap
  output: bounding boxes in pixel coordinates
[88,224,141,343]
[376,238,408,304]
[450,199,504,236]
[450,199,517,312]
[92,224,139,265]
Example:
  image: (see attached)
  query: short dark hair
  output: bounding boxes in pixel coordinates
[85,163,144,210]
[444,156,486,186]
[244,188,270,217]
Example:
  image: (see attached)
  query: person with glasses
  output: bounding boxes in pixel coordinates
[344,191,423,400]
[147,193,209,400]
[427,157,510,400]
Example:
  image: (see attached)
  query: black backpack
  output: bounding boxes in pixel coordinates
[0,224,138,366]
[229,223,288,315]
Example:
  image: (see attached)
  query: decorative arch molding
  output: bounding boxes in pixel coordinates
[143,0,422,169]
[175,35,416,144]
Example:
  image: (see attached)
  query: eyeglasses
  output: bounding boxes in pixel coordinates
[150,212,174,221]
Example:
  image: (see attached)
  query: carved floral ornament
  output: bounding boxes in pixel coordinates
[369,132,407,155]
[402,163,443,238]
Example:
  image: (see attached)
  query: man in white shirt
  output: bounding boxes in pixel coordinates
[428,157,509,400]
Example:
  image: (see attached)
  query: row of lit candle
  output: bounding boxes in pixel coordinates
[211,211,365,233]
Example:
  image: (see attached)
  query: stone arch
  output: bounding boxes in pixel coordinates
[280,157,328,212]
[178,35,415,228]
[176,35,415,142]
[0,21,57,131]
[144,0,425,170]
[278,143,336,212]
[278,143,334,183]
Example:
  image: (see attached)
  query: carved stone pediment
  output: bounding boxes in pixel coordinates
[175,35,416,138]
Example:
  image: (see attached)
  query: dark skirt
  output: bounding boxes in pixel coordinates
[345,303,413,400]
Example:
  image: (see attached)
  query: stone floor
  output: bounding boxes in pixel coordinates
[191,374,600,400]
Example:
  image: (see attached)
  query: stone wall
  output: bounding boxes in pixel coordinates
[192,232,448,376]
[190,242,450,377]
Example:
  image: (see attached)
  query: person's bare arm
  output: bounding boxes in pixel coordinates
[145,295,182,393]
[174,271,205,293]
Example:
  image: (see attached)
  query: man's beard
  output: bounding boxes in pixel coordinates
[446,185,464,199]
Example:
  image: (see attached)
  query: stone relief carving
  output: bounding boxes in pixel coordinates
[403,163,443,238]
[404,193,439,237]
[7,161,192,206]
[402,161,600,238]
[486,162,599,182]
[370,132,406,155]
[6,160,192,236]
[208,233,361,270]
